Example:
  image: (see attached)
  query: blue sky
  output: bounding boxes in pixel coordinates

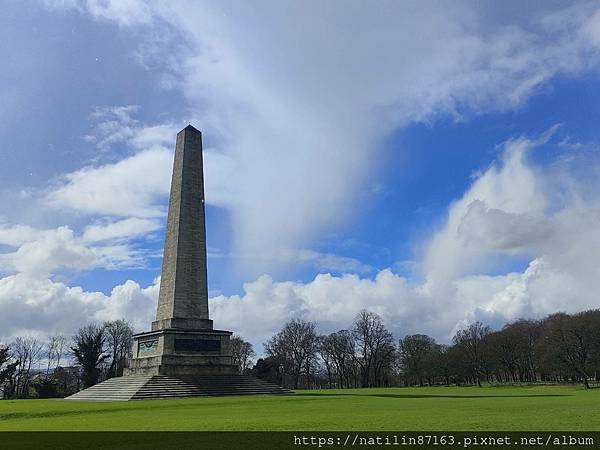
[2,0,600,347]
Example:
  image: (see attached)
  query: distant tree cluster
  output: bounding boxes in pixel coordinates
[252,309,600,390]
[0,320,133,399]
[255,310,396,389]
[230,335,256,374]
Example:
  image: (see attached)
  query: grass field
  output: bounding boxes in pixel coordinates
[0,385,596,431]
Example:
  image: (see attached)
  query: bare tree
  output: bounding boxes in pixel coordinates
[373,341,396,387]
[352,310,395,387]
[333,330,357,388]
[398,334,437,386]
[230,335,256,374]
[103,320,134,378]
[318,330,357,388]
[46,335,67,375]
[509,320,540,382]
[11,336,44,398]
[318,335,335,388]
[452,321,490,387]
[254,308,600,389]
[538,311,600,388]
[265,319,319,389]
[425,344,454,386]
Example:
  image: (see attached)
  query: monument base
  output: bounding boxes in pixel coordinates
[65,374,293,401]
[124,328,237,377]
[66,326,294,401]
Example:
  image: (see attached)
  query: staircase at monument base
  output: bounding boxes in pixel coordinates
[65,374,293,401]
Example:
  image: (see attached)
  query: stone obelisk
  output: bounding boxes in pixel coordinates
[66,125,292,400]
[125,125,235,376]
[153,125,212,332]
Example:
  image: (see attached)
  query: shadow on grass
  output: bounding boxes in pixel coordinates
[294,392,569,399]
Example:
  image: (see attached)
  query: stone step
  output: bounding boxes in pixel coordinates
[65,374,292,401]
[66,376,153,401]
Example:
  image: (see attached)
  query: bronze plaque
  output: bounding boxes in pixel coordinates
[138,339,159,356]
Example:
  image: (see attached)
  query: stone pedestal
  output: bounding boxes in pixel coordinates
[125,328,236,376]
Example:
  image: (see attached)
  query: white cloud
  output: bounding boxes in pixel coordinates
[93,277,159,329]
[422,133,600,335]
[9,1,600,347]
[82,217,161,242]
[210,270,426,345]
[0,274,158,343]
[0,224,41,247]
[2,130,600,346]
[129,123,178,151]
[0,274,104,343]
[211,135,600,344]
[84,105,179,154]
[45,106,176,217]
[45,107,235,215]
[0,225,150,277]
[40,0,600,273]
[46,148,172,218]
[84,105,140,151]
[424,135,549,288]
[0,226,98,277]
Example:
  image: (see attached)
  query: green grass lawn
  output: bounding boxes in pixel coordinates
[0,385,596,431]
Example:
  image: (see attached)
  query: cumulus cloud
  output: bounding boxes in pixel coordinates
[0,226,98,277]
[0,224,150,277]
[211,134,600,344]
[0,224,41,247]
[0,274,158,343]
[424,134,600,335]
[423,135,550,287]
[209,270,426,345]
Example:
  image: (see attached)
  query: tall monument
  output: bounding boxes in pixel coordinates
[125,125,234,376]
[67,126,291,400]
[154,125,211,331]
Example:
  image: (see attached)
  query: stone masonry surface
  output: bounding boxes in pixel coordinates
[155,125,209,325]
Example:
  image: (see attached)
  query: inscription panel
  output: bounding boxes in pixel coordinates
[174,338,220,353]
[138,339,159,356]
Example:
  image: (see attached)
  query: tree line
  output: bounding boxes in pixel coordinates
[0,320,134,398]
[251,309,600,390]
[3,308,600,398]
[0,319,257,399]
